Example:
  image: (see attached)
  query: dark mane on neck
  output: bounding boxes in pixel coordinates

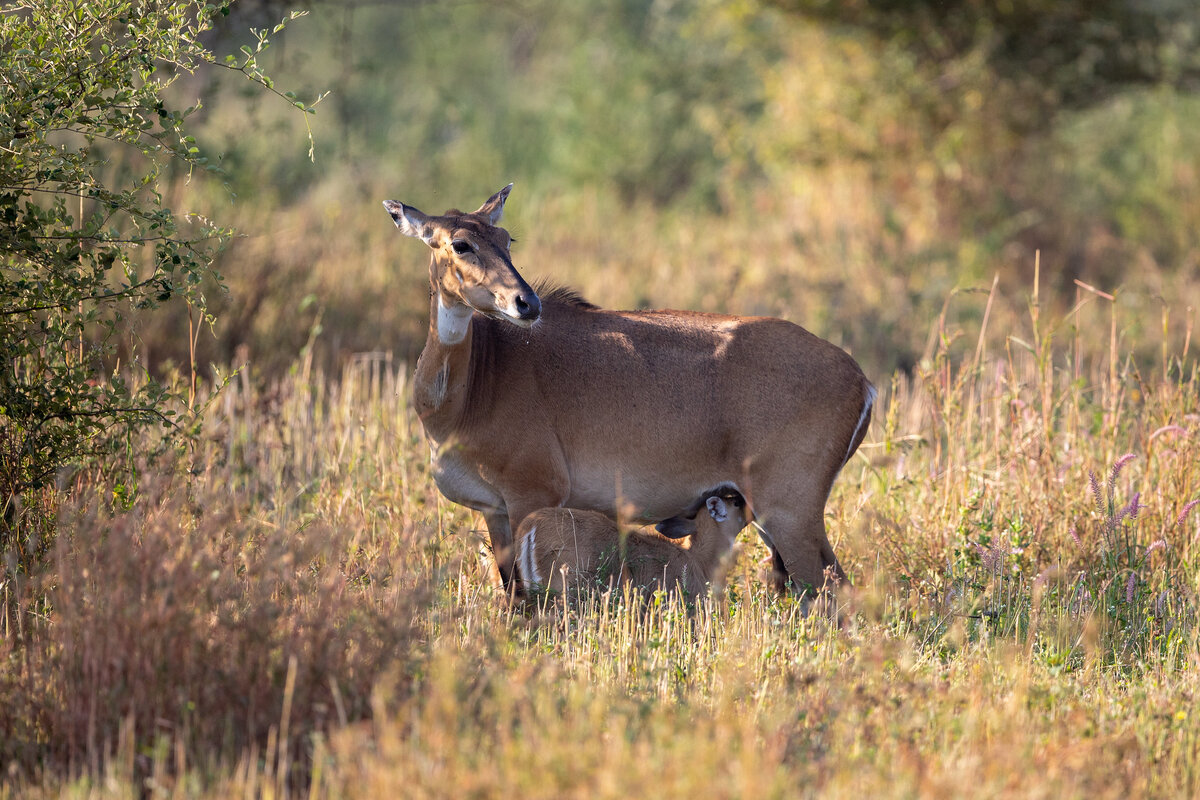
[534,281,598,311]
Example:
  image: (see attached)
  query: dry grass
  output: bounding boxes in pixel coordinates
[2,273,1199,798]
[6,4,1200,795]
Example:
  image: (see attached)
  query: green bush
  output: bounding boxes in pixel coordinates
[0,0,309,565]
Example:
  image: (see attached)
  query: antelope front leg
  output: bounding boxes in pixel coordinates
[489,450,570,592]
[480,490,568,593]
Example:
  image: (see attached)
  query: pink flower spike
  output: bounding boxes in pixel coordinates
[1109,453,1137,493]
[1144,539,1167,557]
[1125,572,1137,604]
[1126,492,1145,521]
[1156,590,1169,616]
[1069,525,1082,546]
[1176,498,1200,529]
[1150,424,1188,441]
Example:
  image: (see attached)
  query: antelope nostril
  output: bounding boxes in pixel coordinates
[516,293,540,319]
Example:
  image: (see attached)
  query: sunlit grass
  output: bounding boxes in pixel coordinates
[6,2,1200,795]
[3,273,1198,797]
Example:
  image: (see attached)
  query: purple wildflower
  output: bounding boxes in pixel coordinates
[1150,424,1187,440]
[1109,453,1137,490]
[1069,525,1082,546]
[1114,492,1146,528]
[1176,498,1200,529]
[1069,582,1094,615]
[979,540,1009,575]
[1144,539,1167,557]
[1089,470,1103,511]
[1125,571,1137,604]
[1127,492,1143,520]
[1156,590,1169,617]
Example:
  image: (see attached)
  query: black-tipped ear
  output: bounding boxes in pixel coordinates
[382,200,434,245]
[475,183,513,225]
[656,515,697,539]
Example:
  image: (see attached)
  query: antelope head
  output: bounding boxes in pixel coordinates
[383,184,541,337]
[656,486,748,543]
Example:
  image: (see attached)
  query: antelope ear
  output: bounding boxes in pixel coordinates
[706,496,729,523]
[656,516,697,539]
[383,200,434,245]
[475,183,513,225]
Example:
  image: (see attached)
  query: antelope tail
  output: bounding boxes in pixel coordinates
[842,382,877,469]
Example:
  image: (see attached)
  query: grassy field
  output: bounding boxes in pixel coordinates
[5,1,1200,796]
[3,267,1198,797]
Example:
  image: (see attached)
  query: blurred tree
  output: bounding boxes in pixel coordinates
[772,0,1200,125]
[0,0,309,562]
[761,0,1200,290]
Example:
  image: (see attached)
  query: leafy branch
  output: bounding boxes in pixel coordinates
[0,0,314,566]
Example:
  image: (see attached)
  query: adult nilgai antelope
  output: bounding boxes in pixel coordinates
[516,487,749,598]
[382,185,874,598]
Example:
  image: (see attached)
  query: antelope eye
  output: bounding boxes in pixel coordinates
[451,240,472,255]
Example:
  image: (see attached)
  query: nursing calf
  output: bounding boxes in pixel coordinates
[516,488,749,598]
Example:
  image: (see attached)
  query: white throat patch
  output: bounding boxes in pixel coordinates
[436,295,474,345]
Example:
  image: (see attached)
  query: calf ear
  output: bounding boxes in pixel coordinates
[656,516,697,539]
[706,496,729,523]
[382,200,434,245]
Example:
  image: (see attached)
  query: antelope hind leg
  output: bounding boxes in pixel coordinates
[756,508,847,602]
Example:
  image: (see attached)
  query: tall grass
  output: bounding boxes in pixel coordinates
[2,271,1198,797]
[0,355,452,792]
[5,1,1200,795]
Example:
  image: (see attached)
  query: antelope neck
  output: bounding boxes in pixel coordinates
[416,291,478,424]
[436,293,474,345]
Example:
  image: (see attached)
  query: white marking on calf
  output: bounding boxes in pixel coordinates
[520,524,542,587]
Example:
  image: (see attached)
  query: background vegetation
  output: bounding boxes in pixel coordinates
[2,0,1199,796]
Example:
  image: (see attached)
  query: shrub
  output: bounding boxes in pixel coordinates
[0,0,311,566]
